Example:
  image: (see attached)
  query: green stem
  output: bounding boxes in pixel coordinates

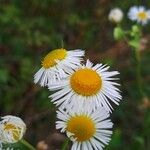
[61,39,64,48]
[62,138,69,150]
[134,49,144,98]
[20,139,36,150]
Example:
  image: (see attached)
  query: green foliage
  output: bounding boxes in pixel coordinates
[128,25,141,49]
[1,142,26,149]
[106,129,123,150]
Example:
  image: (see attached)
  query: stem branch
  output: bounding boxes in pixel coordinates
[20,139,36,150]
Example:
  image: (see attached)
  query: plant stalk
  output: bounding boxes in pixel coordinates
[134,49,144,98]
[62,138,69,150]
[20,139,36,150]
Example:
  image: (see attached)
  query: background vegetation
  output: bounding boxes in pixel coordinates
[0,0,150,149]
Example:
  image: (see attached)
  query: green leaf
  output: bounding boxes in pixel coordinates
[128,39,140,49]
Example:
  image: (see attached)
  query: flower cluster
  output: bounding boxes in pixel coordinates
[109,6,150,51]
[34,48,122,149]
[109,6,150,25]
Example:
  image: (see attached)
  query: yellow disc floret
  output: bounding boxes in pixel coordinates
[70,68,102,96]
[67,115,95,142]
[42,48,67,68]
[4,123,21,141]
[138,12,148,20]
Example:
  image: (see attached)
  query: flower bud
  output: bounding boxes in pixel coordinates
[109,8,123,23]
[113,27,125,40]
[0,115,26,143]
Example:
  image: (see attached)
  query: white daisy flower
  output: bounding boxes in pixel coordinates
[0,115,26,144]
[128,6,150,25]
[48,60,122,112]
[108,8,123,23]
[56,106,113,150]
[34,48,85,87]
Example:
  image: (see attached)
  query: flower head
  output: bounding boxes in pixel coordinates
[56,106,113,150]
[34,48,84,87]
[128,6,150,25]
[0,115,26,143]
[108,8,123,23]
[48,60,121,112]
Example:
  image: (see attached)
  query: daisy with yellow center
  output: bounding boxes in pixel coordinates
[56,106,113,150]
[128,6,150,25]
[0,115,26,144]
[34,48,84,87]
[49,60,121,112]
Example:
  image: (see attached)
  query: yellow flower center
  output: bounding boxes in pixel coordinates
[42,48,67,68]
[67,115,95,142]
[70,68,102,96]
[138,12,148,20]
[4,123,21,141]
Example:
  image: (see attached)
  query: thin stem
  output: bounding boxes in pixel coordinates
[61,39,64,48]
[134,49,144,98]
[20,139,36,150]
[62,138,70,150]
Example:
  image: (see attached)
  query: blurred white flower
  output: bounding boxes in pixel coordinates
[0,115,26,144]
[128,6,150,25]
[56,106,113,150]
[108,8,123,23]
[34,48,84,87]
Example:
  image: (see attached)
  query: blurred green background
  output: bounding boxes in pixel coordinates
[0,0,150,150]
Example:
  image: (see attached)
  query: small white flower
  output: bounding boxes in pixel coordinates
[128,6,150,25]
[108,8,123,23]
[34,48,84,87]
[0,115,26,144]
[48,60,122,112]
[56,106,113,150]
